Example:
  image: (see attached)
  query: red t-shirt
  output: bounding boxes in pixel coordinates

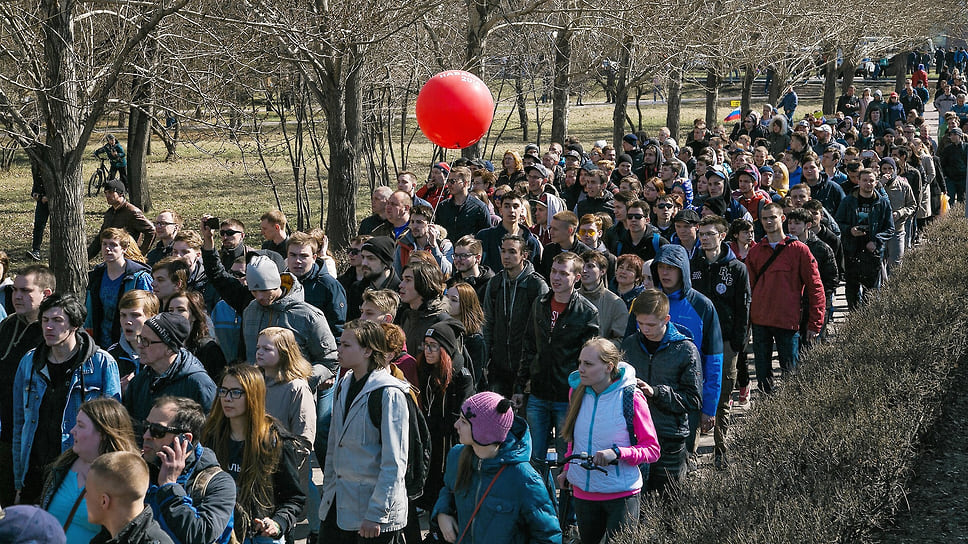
[550,298,567,329]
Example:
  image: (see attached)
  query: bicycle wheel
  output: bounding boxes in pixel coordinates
[88,168,105,197]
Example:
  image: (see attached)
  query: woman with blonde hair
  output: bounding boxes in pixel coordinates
[770,160,791,196]
[255,326,319,540]
[85,227,153,348]
[202,364,306,543]
[558,338,660,543]
[41,398,139,544]
[497,150,527,187]
[445,281,487,389]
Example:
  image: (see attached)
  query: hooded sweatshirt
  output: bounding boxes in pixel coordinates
[648,245,723,418]
[242,273,338,379]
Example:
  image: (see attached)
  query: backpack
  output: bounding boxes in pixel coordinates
[367,379,433,501]
[621,384,638,445]
[191,466,240,544]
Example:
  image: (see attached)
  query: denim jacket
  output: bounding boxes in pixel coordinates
[12,331,121,489]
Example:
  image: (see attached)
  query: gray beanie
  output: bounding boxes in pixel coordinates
[246,254,282,290]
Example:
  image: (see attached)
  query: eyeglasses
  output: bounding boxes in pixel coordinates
[626,213,646,220]
[453,253,478,260]
[423,343,440,352]
[154,221,177,227]
[347,248,361,256]
[219,229,242,237]
[144,421,189,439]
[656,203,674,210]
[217,387,245,399]
[136,335,165,348]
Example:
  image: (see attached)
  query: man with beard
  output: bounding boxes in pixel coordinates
[345,236,401,324]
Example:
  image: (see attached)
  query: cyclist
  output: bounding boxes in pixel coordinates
[558,338,660,544]
[94,133,128,185]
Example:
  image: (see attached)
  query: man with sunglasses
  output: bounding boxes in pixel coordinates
[607,200,669,263]
[124,313,216,422]
[213,218,255,270]
[143,396,236,544]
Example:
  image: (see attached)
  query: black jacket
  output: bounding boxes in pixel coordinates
[689,243,751,352]
[447,265,494,303]
[517,290,599,402]
[123,349,217,421]
[202,248,253,315]
[435,195,491,244]
[537,240,592,281]
[0,314,42,443]
[90,507,174,544]
[621,325,702,438]
[607,223,669,263]
[799,231,839,296]
[482,262,548,382]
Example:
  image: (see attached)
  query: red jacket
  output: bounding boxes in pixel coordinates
[746,235,825,332]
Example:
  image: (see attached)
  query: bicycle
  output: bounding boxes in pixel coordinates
[88,158,109,197]
[533,451,618,535]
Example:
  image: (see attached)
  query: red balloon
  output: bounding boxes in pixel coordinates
[416,71,495,149]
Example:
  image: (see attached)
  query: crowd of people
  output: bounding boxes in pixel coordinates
[0,66,960,544]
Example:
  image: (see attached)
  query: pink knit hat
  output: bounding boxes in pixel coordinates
[460,392,514,445]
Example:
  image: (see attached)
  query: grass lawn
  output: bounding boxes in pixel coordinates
[0,90,826,273]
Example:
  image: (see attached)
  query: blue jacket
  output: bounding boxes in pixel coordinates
[432,417,561,544]
[85,259,153,348]
[12,331,121,489]
[297,260,347,338]
[123,349,217,422]
[649,245,723,417]
[146,444,237,544]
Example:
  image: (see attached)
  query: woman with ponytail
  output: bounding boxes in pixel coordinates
[432,392,561,544]
[557,338,661,544]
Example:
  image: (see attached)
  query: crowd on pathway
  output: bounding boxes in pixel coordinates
[1,60,966,544]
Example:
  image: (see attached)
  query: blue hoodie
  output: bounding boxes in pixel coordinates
[649,245,723,418]
[432,417,561,544]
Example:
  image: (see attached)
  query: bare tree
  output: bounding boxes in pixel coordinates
[0,0,189,293]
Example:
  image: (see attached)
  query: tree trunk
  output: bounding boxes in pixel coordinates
[841,56,857,93]
[40,0,87,294]
[515,72,528,142]
[823,48,838,114]
[126,38,157,212]
[611,36,633,148]
[768,67,784,106]
[551,28,572,146]
[892,54,907,92]
[666,69,683,141]
[705,68,719,128]
[322,64,363,248]
[462,0,488,159]
[741,65,755,115]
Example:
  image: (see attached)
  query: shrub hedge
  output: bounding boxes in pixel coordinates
[619,212,968,543]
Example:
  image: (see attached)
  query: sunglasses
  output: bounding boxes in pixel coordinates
[347,248,361,256]
[656,203,674,210]
[577,228,597,236]
[453,253,479,260]
[219,229,242,237]
[626,213,646,220]
[217,387,245,399]
[144,421,189,439]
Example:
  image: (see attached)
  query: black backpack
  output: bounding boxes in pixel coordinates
[368,382,433,500]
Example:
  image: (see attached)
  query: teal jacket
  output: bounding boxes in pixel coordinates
[432,417,561,544]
